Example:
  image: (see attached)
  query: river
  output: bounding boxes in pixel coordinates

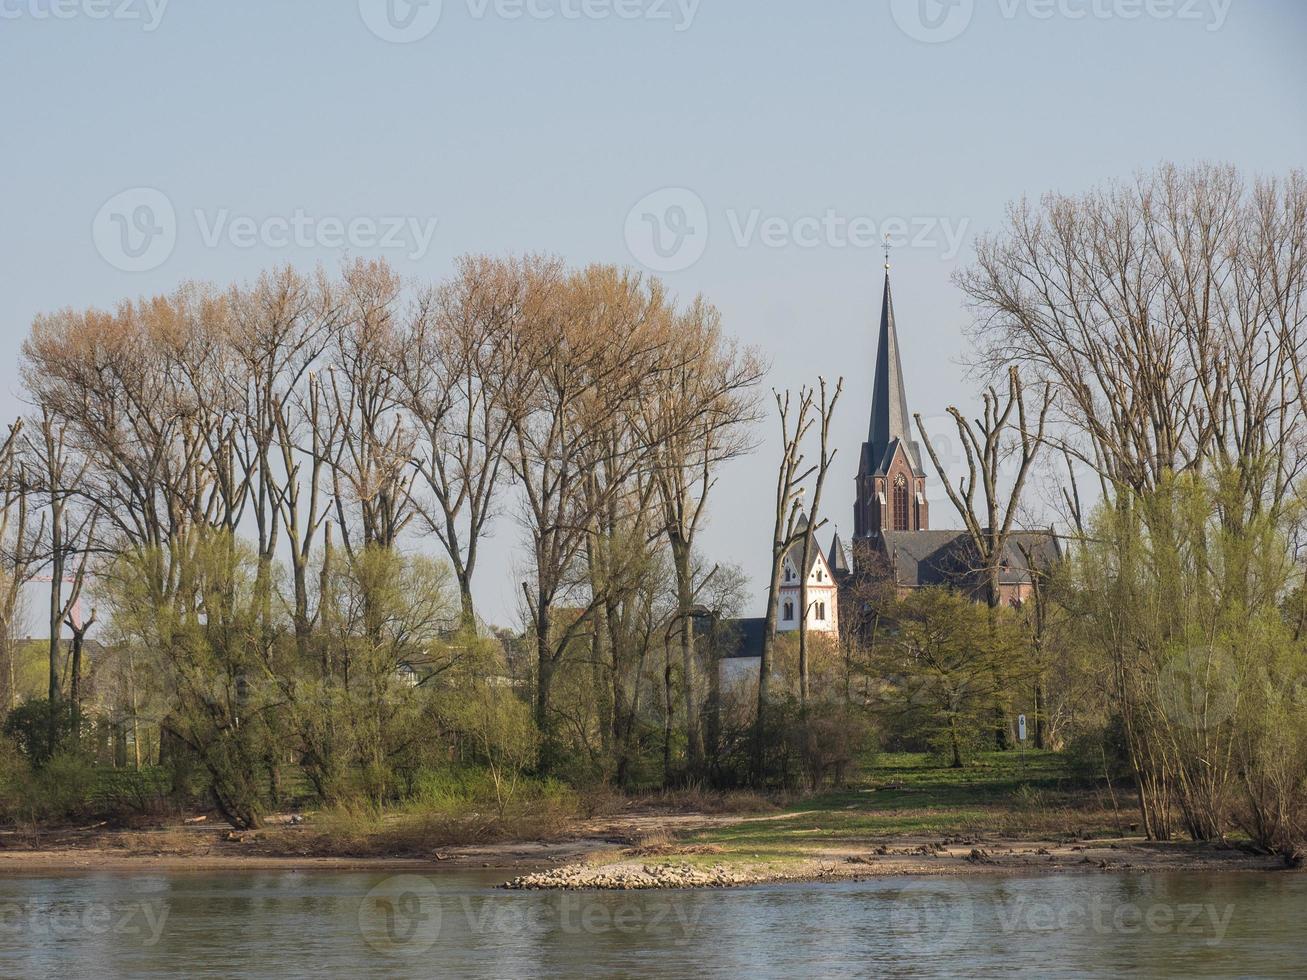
[1,870,1303,978]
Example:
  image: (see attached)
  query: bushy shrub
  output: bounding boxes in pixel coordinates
[790,702,878,789]
[926,725,985,768]
[3,698,79,767]
[0,747,98,824]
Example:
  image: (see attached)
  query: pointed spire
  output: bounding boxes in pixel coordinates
[867,265,921,473]
[828,530,849,575]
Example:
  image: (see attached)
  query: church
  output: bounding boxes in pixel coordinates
[718,264,1058,679]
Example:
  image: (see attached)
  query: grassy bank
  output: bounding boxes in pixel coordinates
[651,750,1131,872]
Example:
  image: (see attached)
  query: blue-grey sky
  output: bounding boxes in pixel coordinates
[2,0,1305,627]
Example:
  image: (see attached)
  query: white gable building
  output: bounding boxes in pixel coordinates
[776,528,844,636]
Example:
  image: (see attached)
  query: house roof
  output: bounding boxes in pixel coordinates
[718,617,767,660]
[783,514,836,580]
[882,529,1061,590]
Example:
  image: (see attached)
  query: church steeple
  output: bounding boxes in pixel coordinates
[867,265,922,474]
[854,261,929,543]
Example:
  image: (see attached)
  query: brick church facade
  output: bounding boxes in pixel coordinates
[717,264,1058,676]
[853,270,930,543]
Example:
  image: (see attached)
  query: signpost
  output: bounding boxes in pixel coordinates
[1018,714,1027,776]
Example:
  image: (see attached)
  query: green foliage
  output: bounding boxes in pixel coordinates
[869,588,1025,766]
[925,726,985,768]
[1062,466,1307,848]
[0,745,98,824]
[2,697,79,767]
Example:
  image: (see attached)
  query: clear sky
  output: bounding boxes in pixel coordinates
[2,0,1305,627]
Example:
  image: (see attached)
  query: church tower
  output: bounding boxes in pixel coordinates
[854,263,929,544]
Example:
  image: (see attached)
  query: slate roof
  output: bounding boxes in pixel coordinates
[866,272,924,475]
[828,531,850,575]
[881,529,1061,590]
[783,513,836,580]
[717,617,767,660]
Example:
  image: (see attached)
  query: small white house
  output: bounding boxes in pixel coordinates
[776,533,841,636]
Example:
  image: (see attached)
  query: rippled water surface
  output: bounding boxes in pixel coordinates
[1,869,1304,978]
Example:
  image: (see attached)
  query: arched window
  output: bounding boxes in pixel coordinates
[783,601,794,621]
[894,475,910,531]
[816,602,826,621]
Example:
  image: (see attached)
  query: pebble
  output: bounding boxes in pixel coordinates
[501,862,754,890]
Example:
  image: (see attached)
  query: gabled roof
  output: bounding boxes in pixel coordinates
[782,513,836,581]
[866,271,924,475]
[882,529,1061,591]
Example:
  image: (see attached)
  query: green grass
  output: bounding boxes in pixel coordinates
[662,751,1123,870]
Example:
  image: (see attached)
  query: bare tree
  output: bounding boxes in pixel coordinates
[319,259,417,556]
[960,163,1307,510]
[637,298,765,772]
[0,420,36,710]
[756,380,841,775]
[396,255,538,628]
[796,377,842,707]
[503,265,667,754]
[914,366,1051,609]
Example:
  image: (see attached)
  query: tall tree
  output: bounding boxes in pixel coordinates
[396,255,537,629]
[638,298,764,773]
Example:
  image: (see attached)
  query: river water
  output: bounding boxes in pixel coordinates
[0,870,1303,978]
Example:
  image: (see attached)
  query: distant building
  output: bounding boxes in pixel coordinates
[777,516,841,637]
[875,528,1061,606]
[717,264,1059,689]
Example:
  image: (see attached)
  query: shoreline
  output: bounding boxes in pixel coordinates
[0,824,1290,883]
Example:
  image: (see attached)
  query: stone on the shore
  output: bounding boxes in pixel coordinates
[500,862,754,890]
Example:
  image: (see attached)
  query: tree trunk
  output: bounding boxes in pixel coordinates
[69,629,84,743]
[672,540,702,775]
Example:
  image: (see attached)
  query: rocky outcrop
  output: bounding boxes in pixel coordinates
[501,862,757,890]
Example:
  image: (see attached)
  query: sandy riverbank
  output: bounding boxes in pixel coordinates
[0,814,1291,882]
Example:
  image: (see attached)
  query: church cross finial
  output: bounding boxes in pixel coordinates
[883,234,892,271]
